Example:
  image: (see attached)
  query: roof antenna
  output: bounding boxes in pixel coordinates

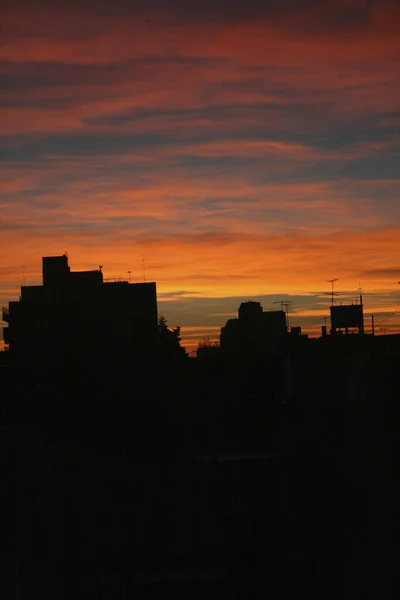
[327,278,339,306]
[358,282,363,306]
[142,257,146,282]
[273,300,292,331]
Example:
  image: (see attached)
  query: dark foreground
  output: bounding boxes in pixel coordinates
[2,349,398,599]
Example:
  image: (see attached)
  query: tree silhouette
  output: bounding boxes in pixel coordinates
[158,315,187,360]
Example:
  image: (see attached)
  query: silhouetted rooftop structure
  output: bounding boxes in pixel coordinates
[330,302,364,335]
[238,300,263,320]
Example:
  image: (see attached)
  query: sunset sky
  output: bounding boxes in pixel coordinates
[1,0,399,351]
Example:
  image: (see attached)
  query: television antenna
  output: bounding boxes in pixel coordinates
[141,257,146,282]
[326,278,340,306]
[273,300,292,330]
[356,283,363,306]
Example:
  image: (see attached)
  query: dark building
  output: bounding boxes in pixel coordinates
[6,254,158,375]
[220,301,287,357]
[219,302,288,400]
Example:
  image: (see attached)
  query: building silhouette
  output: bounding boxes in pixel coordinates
[220,301,287,357]
[5,254,158,376]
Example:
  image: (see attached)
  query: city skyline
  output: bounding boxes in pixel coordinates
[1,0,399,350]
[1,256,398,352]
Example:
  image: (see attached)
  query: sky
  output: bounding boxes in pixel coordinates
[1,0,399,351]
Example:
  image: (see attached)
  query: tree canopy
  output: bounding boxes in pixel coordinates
[158,316,187,360]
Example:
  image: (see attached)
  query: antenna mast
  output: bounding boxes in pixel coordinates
[327,278,339,306]
[273,300,292,331]
[357,283,363,306]
[142,257,146,282]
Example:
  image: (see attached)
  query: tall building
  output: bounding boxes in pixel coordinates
[6,255,158,374]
